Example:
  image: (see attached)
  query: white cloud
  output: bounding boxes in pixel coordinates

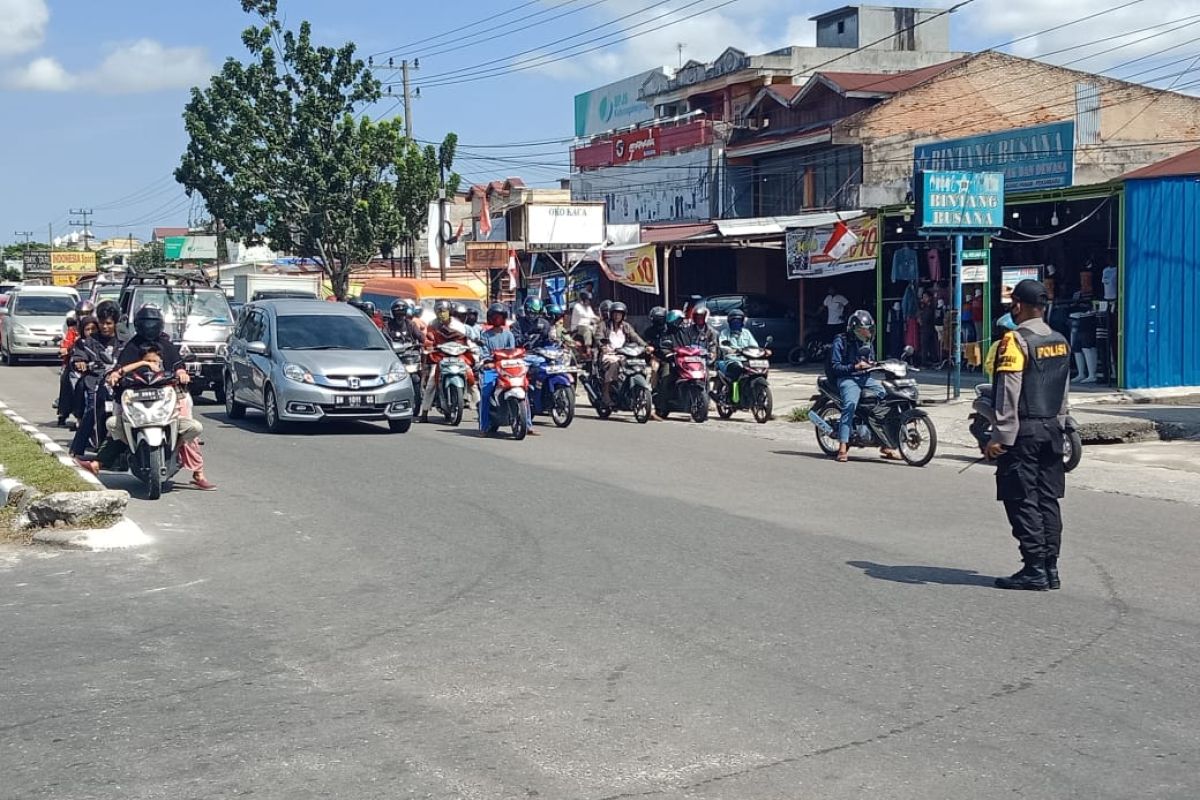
[0,0,49,57]
[4,38,213,94]
[6,55,73,90]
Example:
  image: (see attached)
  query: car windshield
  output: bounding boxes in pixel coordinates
[95,286,122,303]
[276,313,389,350]
[15,295,75,315]
[421,298,484,316]
[136,288,232,324]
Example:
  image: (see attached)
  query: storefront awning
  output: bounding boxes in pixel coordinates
[716,210,864,238]
[639,222,719,244]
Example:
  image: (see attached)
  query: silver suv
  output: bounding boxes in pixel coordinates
[223,299,416,433]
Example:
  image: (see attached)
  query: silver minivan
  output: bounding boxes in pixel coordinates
[223,299,416,433]
[0,286,79,365]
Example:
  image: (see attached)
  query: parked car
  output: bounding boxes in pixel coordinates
[0,285,79,365]
[703,293,798,355]
[223,299,416,433]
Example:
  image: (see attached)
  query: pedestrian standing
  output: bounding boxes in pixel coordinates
[986,280,1071,591]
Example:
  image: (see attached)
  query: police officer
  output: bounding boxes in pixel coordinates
[986,279,1071,591]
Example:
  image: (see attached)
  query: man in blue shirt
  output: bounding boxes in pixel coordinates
[827,310,898,462]
[477,303,536,436]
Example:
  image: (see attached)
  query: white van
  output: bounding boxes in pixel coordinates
[0,285,79,365]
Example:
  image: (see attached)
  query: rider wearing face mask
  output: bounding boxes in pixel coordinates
[421,300,477,421]
[826,309,899,463]
[595,301,646,406]
[716,309,760,385]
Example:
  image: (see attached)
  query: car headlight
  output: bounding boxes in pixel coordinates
[13,323,29,335]
[216,343,229,357]
[384,361,405,384]
[283,363,314,383]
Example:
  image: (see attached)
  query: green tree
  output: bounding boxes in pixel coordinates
[388,135,461,270]
[3,242,49,260]
[175,0,458,299]
[131,241,166,270]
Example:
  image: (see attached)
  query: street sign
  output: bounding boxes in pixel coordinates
[917,171,1005,231]
[962,249,989,260]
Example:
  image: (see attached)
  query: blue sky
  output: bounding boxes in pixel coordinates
[0,0,1192,246]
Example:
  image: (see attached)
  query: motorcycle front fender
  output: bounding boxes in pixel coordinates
[629,373,650,390]
[137,426,166,449]
[503,387,528,401]
[444,375,466,390]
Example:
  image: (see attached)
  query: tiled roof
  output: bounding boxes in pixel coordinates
[816,57,968,96]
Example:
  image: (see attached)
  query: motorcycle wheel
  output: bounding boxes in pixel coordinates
[897,410,938,467]
[689,384,708,423]
[715,384,734,419]
[145,444,164,500]
[1063,429,1083,473]
[751,383,773,424]
[633,387,652,424]
[814,405,842,456]
[445,384,463,427]
[787,345,808,366]
[550,385,574,428]
[510,398,528,440]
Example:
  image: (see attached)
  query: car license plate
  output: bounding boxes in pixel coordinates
[335,394,374,406]
[186,362,203,375]
[748,359,770,369]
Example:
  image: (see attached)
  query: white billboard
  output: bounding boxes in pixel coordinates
[574,68,667,138]
[571,147,716,224]
[525,204,606,250]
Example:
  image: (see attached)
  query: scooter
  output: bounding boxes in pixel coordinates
[525,343,576,428]
[808,346,938,467]
[655,345,711,423]
[712,336,774,424]
[968,389,1083,472]
[583,344,654,424]
[429,341,474,426]
[484,347,531,440]
[114,369,184,499]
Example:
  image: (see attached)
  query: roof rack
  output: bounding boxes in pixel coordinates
[121,267,215,289]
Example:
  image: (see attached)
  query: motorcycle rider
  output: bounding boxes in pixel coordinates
[463,307,481,343]
[476,302,537,437]
[685,303,717,354]
[569,289,599,350]
[716,309,760,389]
[420,299,478,422]
[546,304,571,347]
[56,300,95,426]
[386,299,422,345]
[516,297,553,348]
[595,301,646,407]
[651,309,689,413]
[986,279,1071,592]
[827,309,900,463]
[76,305,213,490]
[67,308,118,457]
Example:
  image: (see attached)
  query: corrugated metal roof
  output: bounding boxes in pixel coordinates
[1122,147,1200,180]
[716,210,864,237]
[639,222,718,243]
[816,58,968,97]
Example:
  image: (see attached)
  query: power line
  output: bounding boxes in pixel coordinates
[369,0,547,57]
[409,0,609,62]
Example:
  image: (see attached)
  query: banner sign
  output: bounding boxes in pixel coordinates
[163,236,218,261]
[574,69,663,137]
[786,216,879,279]
[525,204,606,251]
[465,242,509,269]
[961,249,991,283]
[918,171,1005,231]
[22,249,51,277]
[51,251,97,272]
[1000,265,1042,304]
[914,121,1075,193]
[52,271,90,287]
[601,244,660,294]
[613,128,658,162]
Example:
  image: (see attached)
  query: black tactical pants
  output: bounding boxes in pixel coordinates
[996,419,1065,563]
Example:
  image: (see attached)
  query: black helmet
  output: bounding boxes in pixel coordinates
[390,298,409,320]
[649,306,666,325]
[75,300,95,316]
[134,304,165,341]
[847,309,875,342]
[609,301,627,319]
[486,302,508,326]
[464,308,479,325]
[95,300,119,322]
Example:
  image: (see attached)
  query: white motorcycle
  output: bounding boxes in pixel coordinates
[114,369,184,499]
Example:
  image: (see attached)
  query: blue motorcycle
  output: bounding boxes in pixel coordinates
[524,343,576,428]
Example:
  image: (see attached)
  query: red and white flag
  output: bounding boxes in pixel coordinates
[823,220,859,261]
[506,249,519,290]
[479,209,493,238]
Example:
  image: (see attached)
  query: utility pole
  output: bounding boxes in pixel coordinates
[13,230,33,271]
[69,208,94,250]
[401,59,418,141]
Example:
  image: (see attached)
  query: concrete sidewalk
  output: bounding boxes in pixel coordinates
[764,365,1200,449]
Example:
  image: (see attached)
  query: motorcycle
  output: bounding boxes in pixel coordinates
[484,347,531,440]
[788,317,833,366]
[394,340,424,416]
[525,343,577,428]
[655,345,711,423]
[428,340,474,426]
[968,389,1083,472]
[582,344,654,424]
[114,369,185,499]
[712,336,774,424]
[808,346,938,467]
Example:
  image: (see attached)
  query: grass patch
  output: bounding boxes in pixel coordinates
[787,405,811,423]
[0,413,93,495]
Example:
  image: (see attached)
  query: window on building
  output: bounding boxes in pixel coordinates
[754,146,863,216]
[837,20,846,34]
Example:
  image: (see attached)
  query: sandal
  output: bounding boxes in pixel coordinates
[190,476,218,491]
[880,449,903,461]
[836,451,849,463]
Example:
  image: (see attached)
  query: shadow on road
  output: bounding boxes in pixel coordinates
[771,449,897,467]
[847,560,994,587]
[197,411,393,437]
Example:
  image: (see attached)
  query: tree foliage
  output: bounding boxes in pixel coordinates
[131,241,167,270]
[3,242,50,260]
[176,0,458,299]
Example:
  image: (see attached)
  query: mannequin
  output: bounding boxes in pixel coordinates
[1070,309,1099,384]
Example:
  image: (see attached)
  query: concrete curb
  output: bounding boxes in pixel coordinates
[0,400,148,551]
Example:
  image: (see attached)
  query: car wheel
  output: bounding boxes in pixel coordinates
[388,418,412,434]
[264,386,286,433]
[224,373,246,420]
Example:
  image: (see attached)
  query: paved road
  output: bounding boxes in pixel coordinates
[2,363,1197,799]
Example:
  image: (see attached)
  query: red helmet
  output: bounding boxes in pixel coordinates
[691,303,709,326]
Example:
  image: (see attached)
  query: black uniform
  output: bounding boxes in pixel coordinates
[991,319,1070,583]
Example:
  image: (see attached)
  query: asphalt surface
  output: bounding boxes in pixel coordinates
[1,362,1197,800]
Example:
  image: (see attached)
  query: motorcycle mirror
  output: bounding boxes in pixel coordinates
[901,345,915,360]
[764,335,774,346]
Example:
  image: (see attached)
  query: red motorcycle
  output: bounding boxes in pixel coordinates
[656,344,711,422]
[485,347,531,440]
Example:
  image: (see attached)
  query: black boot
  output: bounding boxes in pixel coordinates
[1045,557,1060,590]
[995,560,1049,591]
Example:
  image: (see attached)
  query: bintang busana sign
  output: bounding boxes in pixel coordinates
[918,171,1005,231]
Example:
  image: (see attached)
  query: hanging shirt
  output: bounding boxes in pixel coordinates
[926,248,942,282]
[901,283,919,319]
[891,247,919,282]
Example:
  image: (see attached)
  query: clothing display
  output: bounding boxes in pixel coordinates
[886,302,905,358]
[905,317,920,352]
[926,248,942,282]
[1101,265,1117,300]
[891,246,919,282]
[901,282,919,319]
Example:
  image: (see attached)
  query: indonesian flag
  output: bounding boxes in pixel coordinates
[507,249,518,290]
[823,220,859,261]
[479,208,492,238]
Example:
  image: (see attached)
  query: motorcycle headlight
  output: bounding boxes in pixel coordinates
[124,389,176,427]
[384,361,405,384]
[283,363,314,384]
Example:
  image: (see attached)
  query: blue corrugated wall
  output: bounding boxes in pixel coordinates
[1124,177,1200,389]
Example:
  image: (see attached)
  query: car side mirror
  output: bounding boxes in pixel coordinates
[246,341,269,356]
